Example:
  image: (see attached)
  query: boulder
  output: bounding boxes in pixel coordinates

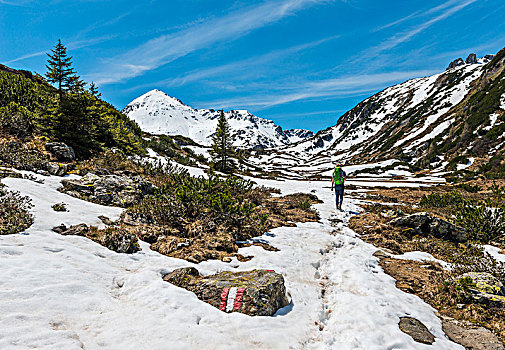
[163,267,290,316]
[465,53,478,64]
[458,272,505,308]
[398,317,435,345]
[44,142,76,162]
[60,172,155,207]
[389,212,466,242]
[45,162,72,176]
[442,316,505,350]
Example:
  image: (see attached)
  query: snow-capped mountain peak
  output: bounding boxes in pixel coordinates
[130,89,189,108]
[122,90,314,148]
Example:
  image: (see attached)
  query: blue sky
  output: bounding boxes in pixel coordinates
[1,0,504,131]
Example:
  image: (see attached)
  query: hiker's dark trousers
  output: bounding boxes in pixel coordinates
[334,184,344,208]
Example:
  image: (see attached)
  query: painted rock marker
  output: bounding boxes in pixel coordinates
[163,267,289,316]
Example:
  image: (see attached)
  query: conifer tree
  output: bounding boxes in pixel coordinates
[210,110,237,173]
[237,149,245,172]
[67,75,86,93]
[88,82,101,98]
[45,39,81,98]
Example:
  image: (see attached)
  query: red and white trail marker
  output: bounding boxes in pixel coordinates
[219,287,246,312]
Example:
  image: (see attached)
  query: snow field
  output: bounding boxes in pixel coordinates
[1,171,462,349]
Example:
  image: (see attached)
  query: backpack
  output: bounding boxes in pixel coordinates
[333,166,344,185]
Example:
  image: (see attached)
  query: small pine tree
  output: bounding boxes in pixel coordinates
[237,149,245,172]
[210,110,237,173]
[88,82,101,98]
[45,39,82,98]
[67,75,86,93]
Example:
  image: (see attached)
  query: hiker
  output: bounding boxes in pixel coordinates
[331,163,347,211]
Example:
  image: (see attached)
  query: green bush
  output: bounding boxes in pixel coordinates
[148,135,198,166]
[297,199,312,210]
[455,201,505,243]
[127,169,263,239]
[447,156,470,171]
[148,135,180,158]
[420,191,464,208]
[421,187,505,243]
[456,183,482,193]
[0,102,36,138]
[0,139,48,170]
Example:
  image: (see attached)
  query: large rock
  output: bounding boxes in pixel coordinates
[45,142,76,162]
[389,212,466,242]
[442,316,505,350]
[458,272,505,308]
[60,172,155,207]
[45,162,73,176]
[163,267,290,316]
[398,317,435,345]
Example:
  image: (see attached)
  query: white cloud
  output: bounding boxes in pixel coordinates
[90,0,333,85]
[126,34,339,91]
[374,0,477,53]
[5,35,117,64]
[195,70,437,110]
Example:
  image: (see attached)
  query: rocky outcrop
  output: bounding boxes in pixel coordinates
[458,272,505,308]
[398,317,435,345]
[163,267,290,316]
[389,212,466,242]
[60,172,155,207]
[447,58,465,70]
[44,142,76,162]
[484,54,495,62]
[466,53,478,64]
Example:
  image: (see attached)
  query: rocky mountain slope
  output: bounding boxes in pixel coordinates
[122,89,314,149]
[249,49,505,178]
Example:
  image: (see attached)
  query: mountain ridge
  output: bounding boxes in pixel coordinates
[246,51,505,179]
[122,89,314,149]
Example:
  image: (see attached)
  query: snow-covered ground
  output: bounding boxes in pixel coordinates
[0,171,463,349]
[484,245,505,263]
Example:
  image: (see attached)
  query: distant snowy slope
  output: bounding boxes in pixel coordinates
[122,90,314,148]
[283,54,494,160]
[248,52,505,177]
